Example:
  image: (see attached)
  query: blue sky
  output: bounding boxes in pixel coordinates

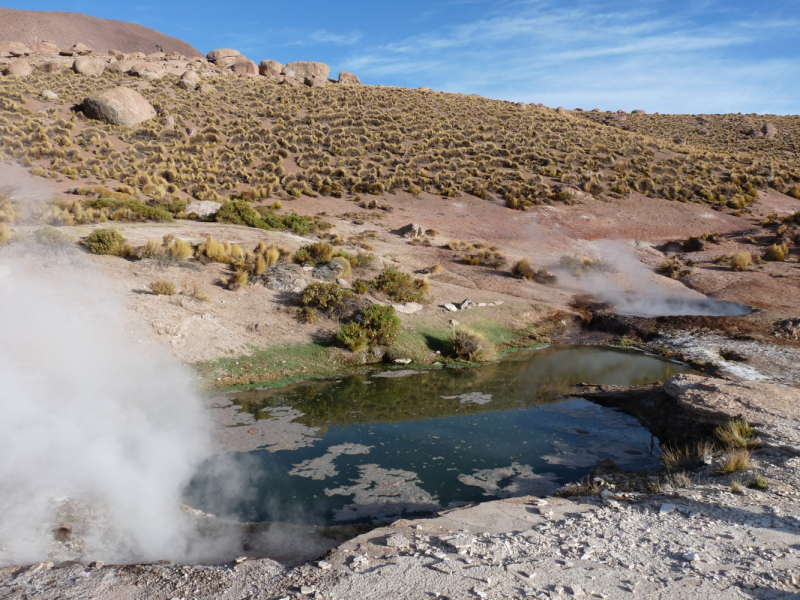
[8,0,799,114]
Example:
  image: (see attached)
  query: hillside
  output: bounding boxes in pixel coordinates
[0,8,202,57]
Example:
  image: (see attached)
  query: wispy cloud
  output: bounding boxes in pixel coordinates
[341,0,798,114]
[286,30,363,47]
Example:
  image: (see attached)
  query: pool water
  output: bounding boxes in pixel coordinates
[185,345,693,526]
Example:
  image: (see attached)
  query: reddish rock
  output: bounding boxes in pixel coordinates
[178,70,200,90]
[304,74,326,88]
[761,122,778,139]
[338,71,360,85]
[3,60,32,77]
[259,59,282,79]
[72,56,105,76]
[231,56,258,75]
[207,48,239,62]
[283,61,329,80]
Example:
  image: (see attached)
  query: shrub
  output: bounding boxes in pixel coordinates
[729,251,752,271]
[353,279,369,294]
[372,268,428,302]
[336,250,374,270]
[450,327,497,362]
[763,243,787,262]
[32,227,73,247]
[182,283,209,301]
[83,229,131,256]
[0,223,8,245]
[330,256,352,277]
[717,449,751,475]
[224,267,249,290]
[336,321,369,352]
[335,304,400,351]
[302,282,351,310]
[294,242,335,265]
[82,198,173,221]
[660,441,714,473]
[714,420,757,450]
[511,258,555,283]
[149,280,177,295]
[298,306,318,324]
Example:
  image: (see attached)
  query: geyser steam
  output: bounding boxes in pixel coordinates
[0,245,212,565]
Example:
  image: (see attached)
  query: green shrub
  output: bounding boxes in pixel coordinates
[32,227,73,247]
[353,279,369,294]
[336,321,369,352]
[335,304,400,351]
[82,198,173,221]
[330,256,352,277]
[298,306,318,324]
[372,268,429,302]
[294,242,335,265]
[83,228,131,256]
[336,250,375,270]
[301,281,350,310]
[450,327,497,362]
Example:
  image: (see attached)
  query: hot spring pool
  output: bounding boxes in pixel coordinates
[186,345,694,526]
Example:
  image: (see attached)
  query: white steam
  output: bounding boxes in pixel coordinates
[0,245,212,565]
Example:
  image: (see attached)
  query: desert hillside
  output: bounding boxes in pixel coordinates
[0,8,202,57]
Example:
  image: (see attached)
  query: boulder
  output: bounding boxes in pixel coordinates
[303,74,326,88]
[82,87,157,127]
[4,60,32,77]
[61,42,92,56]
[632,109,646,114]
[0,41,25,55]
[165,51,182,61]
[130,52,146,59]
[129,63,163,80]
[197,82,215,93]
[37,61,63,74]
[399,223,423,238]
[259,59,282,78]
[283,61,329,80]
[338,71,360,85]
[280,74,300,87]
[41,90,59,102]
[231,57,258,75]
[556,106,568,115]
[207,48,240,62]
[761,122,777,139]
[35,40,60,53]
[145,52,165,61]
[214,56,238,69]
[73,56,105,76]
[9,47,32,57]
[178,70,201,90]
[185,201,222,218]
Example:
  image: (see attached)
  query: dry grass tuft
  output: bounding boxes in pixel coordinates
[717,449,751,475]
[660,441,714,473]
[149,279,177,295]
[714,420,758,450]
[763,243,787,262]
[450,327,497,362]
[729,251,753,271]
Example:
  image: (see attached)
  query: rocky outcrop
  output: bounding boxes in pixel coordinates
[82,87,157,127]
[761,122,778,139]
[338,72,360,85]
[30,40,59,53]
[304,74,326,88]
[129,62,163,80]
[9,46,32,57]
[61,42,93,56]
[185,201,222,218]
[72,56,105,76]
[37,60,62,73]
[259,59,282,79]
[178,70,201,90]
[231,56,257,75]
[214,56,238,69]
[207,48,239,62]
[3,60,32,77]
[632,109,646,114]
[283,61,330,80]
[399,223,423,239]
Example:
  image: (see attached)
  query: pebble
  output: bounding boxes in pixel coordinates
[659,503,676,515]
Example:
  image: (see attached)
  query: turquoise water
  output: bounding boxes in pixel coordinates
[186,345,693,526]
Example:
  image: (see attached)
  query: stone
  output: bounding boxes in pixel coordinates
[41,90,59,102]
[197,83,215,93]
[9,47,32,57]
[556,106,568,114]
[392,302,423,314]
[284,61,330,80]
[72,56,105,76]
[300,585,316,594]
[659,503,676,515]
[280,73,300,87]
[338,71,360,85]
[259,60,282,78]
[62,43,92,56]
[399,223,424,238]
[129,62,164,80]
[304,74,326,88]
[82,87,157,127]
[683,551,699,561]
[4,60,32,77]
[632,109,646,114]
[231,57,258,75]
[166,51,182,61]
[178,70,200,90]
[163,116,175,129]
[394,358,413,365]
[318,560,332,570]
[185,201,222,218]
[145,52,165,61]
[444,303,458,312]
[458,299,474,310]
[761,122,777,139]
[207,48,240,62]
[0,41,25,55]
[37,61,63,73]
[214,56,238,69]
[386,533,411,547]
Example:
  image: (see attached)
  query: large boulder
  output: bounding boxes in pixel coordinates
[632,109,646,114]
[61,42,92,56]
[185,201,222,219]
[259,60,282,78]
[165,51,182,61]
[0,41,25,55]
[9,47,32,57]
[231,56,258,75]
[761,122,778,139]
[207,48,239,62]
[145,52,165,61]
[215,56,238,69]
[4,60,32,77]
[37,61,63,74]
[33,41,60,54]
[82,87,157,127]
[178,70,201,90]
[338,71,360,85]
[283,61,329,80]
[73,56,105,76]
[129,63,163,80]
[280,74,300,87]
[304,74,326,88]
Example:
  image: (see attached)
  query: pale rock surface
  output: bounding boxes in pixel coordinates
[207,48,239,62]
[82,87,157,127]
[41,90,59,102]
[178,70,200,90]
[259,59,282,78]
[283,61,330,80]
[303,74,325,88]
[3,60,32,77]
[231,56,257,75]
[185,201,222,218]
[72,56,105,76]
[338,71,360,84]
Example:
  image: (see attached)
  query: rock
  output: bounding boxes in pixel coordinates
[283,61,330,80]
[444,303,458,312]
[304,74,326,88]
[300,585,316,594]
[166,51,182,61]
[338,71,360,85]
[399,223,424,238]
[556,106,568,115]
[41,90,59,102]
[207,48,240,62]
[659,503,676,515]
[761,122,777,139]
[394,358,413,365]
[259,60,282,78]
[129,63,163,80]
[178,70,200,90]
[185,201,222,218]
[37,61,62,73]
[163,116,175,129]
[442,534,475,550]
[0,41,25,55]
[214,56,238,69]
[683,552,699,562]
[632,109,646,114]
[9,47,32,57]
[4,60,32,77]
[317,560,332,570]
[231,57,258,75]
[82,87,157,127]
[392,302,423,314]
[386,533,411,547]
[568,586,586,597]
[458,299,474,310]
[591,108,601,112]
[145,52,165,61]
[72,56,105,76]
[62,43,92,56]
[197,82,215,93]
